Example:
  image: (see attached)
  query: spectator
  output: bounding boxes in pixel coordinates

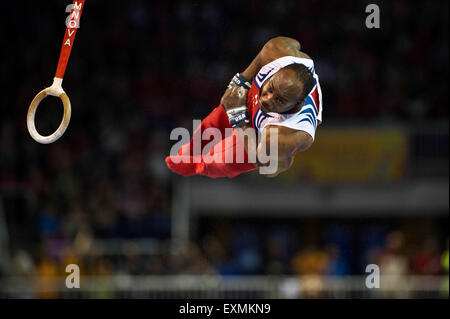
[410,235,443,275]
[375,231,409,298]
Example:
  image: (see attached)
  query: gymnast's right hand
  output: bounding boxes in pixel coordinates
[220,86,249,112]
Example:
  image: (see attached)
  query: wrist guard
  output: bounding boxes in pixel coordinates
[226,106,250,128]
[228,73,252,90]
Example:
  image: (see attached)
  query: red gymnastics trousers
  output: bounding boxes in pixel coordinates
[165,103,258,178]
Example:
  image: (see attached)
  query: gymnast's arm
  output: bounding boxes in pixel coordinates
[257,125,313,177]
[240,36,308,80]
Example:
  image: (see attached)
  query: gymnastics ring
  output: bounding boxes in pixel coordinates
[27,0,85,144]
[27,77,71,144]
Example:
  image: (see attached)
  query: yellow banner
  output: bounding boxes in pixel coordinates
[280,127,408,183]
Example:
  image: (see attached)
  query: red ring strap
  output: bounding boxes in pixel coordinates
[55,0,86,79]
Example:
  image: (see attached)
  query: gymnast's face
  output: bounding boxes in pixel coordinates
[259,68,304,114]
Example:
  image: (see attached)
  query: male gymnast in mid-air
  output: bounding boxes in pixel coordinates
[166,36,323,178]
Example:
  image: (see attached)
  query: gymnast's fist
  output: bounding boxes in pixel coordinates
[220,86,249,112]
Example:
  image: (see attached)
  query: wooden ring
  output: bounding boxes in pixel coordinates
[27,88,71,144]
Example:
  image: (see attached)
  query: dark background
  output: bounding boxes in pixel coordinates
[0,0,448,298]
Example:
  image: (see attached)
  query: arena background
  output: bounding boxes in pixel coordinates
[0,0,448,299]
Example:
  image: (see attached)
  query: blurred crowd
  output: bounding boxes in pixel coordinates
[0,0,448,298]
[3,220,449,298]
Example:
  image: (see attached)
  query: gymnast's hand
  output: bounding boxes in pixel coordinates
[220,86,249,112]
